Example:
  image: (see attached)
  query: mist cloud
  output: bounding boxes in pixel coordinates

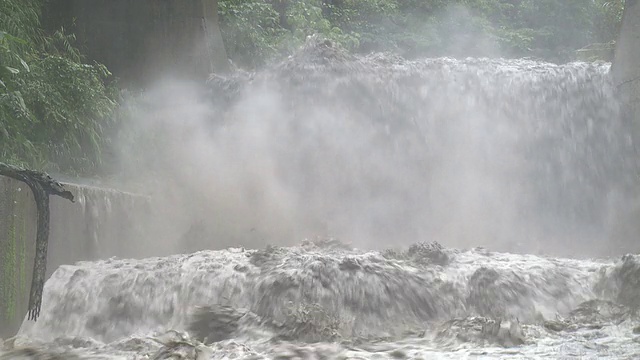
[110,42,634,258]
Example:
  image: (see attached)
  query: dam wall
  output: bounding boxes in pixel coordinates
[613,0,640,134]
[42,0,229,86]
[0,176,150,339]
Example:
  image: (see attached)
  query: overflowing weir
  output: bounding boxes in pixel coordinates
[3,41,640,358]
[8,242,640,358]
[206,40,639,256]
[0,178,150,339]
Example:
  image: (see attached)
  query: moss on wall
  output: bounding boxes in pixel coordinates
[0,180,33,339]
[0,177,149,338]
[0,176,151,339]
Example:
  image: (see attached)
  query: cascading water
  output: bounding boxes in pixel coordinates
[203,39,638,257]
[3,40,640,358]
[47,183,152,276]
[5,241,640,358]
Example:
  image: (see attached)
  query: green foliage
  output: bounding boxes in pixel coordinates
[282,0,359,51]
[218,0,285,68]
[218,0,359,68]
[0,0,118,175]
[493,0,599,60]
[219,0,625,66]
[594,0,625,43]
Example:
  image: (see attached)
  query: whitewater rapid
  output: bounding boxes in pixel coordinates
[3,40,640,359]
[2,239,640,359]
[202,39,639,256]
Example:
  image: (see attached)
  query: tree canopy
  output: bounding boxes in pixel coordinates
[1,0,118,175]
[218,0,625,68]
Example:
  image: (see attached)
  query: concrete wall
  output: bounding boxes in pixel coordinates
[0,177,36,340]
[613,0,640,134]
[0,176,150,339]
[606,0,640,254]
[43,0,228,86]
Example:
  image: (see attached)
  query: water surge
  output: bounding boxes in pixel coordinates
[3,40,640,359]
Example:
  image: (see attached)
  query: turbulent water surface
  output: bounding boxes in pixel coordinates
[3,41,640,358]
[205,39,638,256]
[3,240,640,359]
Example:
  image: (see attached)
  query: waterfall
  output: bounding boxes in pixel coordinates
[4,40,640,359]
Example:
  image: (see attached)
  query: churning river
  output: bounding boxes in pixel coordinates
[3,40,640,359]
[3,241,640,359]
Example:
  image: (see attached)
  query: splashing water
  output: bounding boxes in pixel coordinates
[4,240,640,359]
[133,38,638,257]
[3,41,640,358]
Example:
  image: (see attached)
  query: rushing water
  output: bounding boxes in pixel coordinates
[204,38,638,256]
[3,240,640,359]
[3,40,640,358]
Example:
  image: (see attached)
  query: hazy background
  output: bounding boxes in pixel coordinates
[108,32,636,258]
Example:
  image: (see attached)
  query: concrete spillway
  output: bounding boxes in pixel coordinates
[0,177,149,338]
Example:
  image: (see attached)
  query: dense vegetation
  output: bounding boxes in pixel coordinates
[1,0,118,175]
[219,0,625,68]
[0,0,626,173]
